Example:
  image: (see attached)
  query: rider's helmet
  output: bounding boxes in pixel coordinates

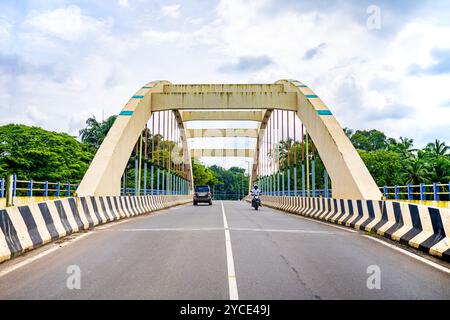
[253,184,258,189]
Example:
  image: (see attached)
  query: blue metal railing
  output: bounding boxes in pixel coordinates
[253,182,450,201]
[258,189,331,198]
[122,188,189,196]
[0,176,77,198]
[0,176,190,199]
[380,183,449,201]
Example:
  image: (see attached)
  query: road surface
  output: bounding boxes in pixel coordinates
[0,200,449,299]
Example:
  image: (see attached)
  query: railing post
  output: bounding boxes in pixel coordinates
[394,185,399,200]
[311,159,316,197]
[0,178,4,198]
[407,184,412,200]
[161,170,165,195]
[419,183,425,200]
[150,165,154,195]
[156,168,160,195]
[324,169,329,198]
[277,172,281,196]
[301,163,305,197]
[122,171,126,196]
[44,181,49,197]
[293,167,297,196]
[6,175,14,207]
[13,174,17,197]
[433,182,439,201]
[143,161,148,196]
[66,182,71,197]
[272,174,275,196]
[167,171,170,195]
[383,185,388,199]
[287,168,291,197]
[56,181,61,197]
[27,179,33,197]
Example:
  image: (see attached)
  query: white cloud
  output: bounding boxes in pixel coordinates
[26,105,48,125]
[161,4,181,18]
[23,5,111,41]
[118,0,129,8]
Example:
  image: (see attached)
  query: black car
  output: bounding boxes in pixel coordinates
[193,185,212,205]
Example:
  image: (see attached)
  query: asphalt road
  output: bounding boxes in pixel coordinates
[0,200,449,299]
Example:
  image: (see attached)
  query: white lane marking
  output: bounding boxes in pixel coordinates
[221,201,239,300]
[0,233,92,279]
[362,235,450,275]
[230,227,351,235]
[103,227,225,232]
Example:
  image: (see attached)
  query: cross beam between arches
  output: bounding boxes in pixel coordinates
[190,149,255,158]
[186,129,258,139]
[181,111,265,122]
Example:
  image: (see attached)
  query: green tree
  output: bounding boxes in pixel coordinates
[425,139,449,158]
[349,129,388,151]
[358,149,404,186]
[209,165,250,200]
[79,115,117,150]
[401,158,430,185]
[0,124,94,182]
[388,137,416,158]
[192,159,219,186]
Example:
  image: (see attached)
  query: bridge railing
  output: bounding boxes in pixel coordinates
[122,188,189,196]
[380,183,450,201]
[255,189,331,197]
[0,176,77,198]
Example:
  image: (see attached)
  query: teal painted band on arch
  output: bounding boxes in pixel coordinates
[132,95,144,99]
[296,85,308,88]
[305,94,318,98]
[317,110,332,116]
[120,110,134,116]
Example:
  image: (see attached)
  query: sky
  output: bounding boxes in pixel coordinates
[0,0,449,170]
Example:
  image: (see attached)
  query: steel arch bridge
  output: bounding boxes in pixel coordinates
[76,79,381,200]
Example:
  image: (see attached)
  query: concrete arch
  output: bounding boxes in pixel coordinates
[77,79,381,200]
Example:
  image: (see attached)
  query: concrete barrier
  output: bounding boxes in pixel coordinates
[0,195,191,263]
[246,195,450,262]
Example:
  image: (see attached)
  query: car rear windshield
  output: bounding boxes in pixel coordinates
[195,186,209,192]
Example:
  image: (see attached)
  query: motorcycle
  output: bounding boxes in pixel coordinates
[251,194,261,210]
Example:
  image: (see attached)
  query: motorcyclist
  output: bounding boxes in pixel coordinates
[250,184,262,209]
[251,184,261,196]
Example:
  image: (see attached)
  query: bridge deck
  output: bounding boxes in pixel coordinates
[0,201,449,299]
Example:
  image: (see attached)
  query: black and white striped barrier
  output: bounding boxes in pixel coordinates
[0,195,191,263]
[246,195,450,261]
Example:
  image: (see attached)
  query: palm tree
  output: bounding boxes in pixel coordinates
[426,139,449,158]
[402,158,430,185]
[390,137,416,158]
[79,115,117,149]
[427,156,450,183]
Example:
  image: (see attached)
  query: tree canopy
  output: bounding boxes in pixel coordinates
[0,124,94,182]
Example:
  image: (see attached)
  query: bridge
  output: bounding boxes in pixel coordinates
[0,80,449,299]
